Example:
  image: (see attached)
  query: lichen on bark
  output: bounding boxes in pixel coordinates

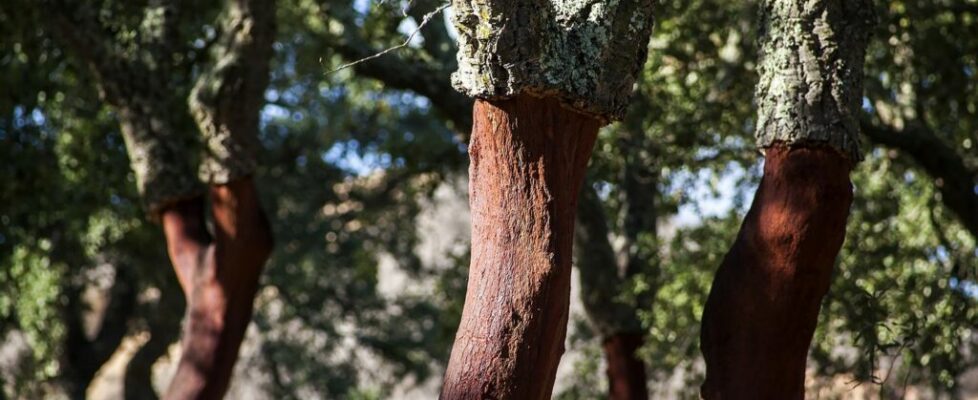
[450,0,656,122]
[754,0,874,161]
[190,0,275,185]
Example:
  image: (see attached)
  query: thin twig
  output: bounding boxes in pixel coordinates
[325,2,449,75]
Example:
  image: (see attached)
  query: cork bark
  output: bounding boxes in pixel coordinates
[45,0,205,213]
[443,2,657,397]
[753,0,873,161]
[451,0,656,121]
[189,0,275,185]
[441,97,600,399]
[163,0,276,398]
[47,0,275,397]
[700,1,872,398]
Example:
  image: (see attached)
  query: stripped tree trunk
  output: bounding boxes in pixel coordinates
[442,96,601,399]
[162,0,276,398]
[45,0,276,398]
[700,1,873,398]
[160,180,273,399]
[441,1,656,398]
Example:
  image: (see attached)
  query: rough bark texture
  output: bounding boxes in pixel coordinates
[754,0,873,161]
[47,1,276,397]
[699,3,872,396]
[162,1,276,398]
[603,333,648,400]
[444,1,659,396]
[160,179,273,400]
[45,0,204,213]
[190,0,275,185]
[700,145,853,399]
[450,0,656,121]
[441,96,600,399]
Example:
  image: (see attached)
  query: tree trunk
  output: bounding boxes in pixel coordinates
[160,179,273,400]
[575,184,648,400]
[700,1,872,398]
[44,0,275,397]
[442,1,655,397]
[440,96,600,399]
[603,333,648,400]
[700,145,852,398]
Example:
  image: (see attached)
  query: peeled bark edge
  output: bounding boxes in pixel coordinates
[754,0,874,161]
[450,0,656,122]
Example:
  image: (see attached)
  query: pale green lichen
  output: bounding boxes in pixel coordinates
[754,0,874,161]
[117,111,203,214]
[451,0,656,122]
[190,0,273,185]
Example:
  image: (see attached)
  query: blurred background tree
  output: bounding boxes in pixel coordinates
[1,0,976,399]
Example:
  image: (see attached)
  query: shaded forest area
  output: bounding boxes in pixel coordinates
[1,0,977,399]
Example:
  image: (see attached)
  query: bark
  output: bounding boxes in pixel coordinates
[451,0,656,122]
[753,0,874,161]
[440,96,600,399]
[700,145,853,399]
[700,1,871,398]
[45,1,276,397]
[190,0,276,185]
[163,1,276,397]
[160,179,273,400]
[443,1,656,397]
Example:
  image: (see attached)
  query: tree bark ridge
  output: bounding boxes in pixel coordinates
[754,0,873,161]
[451,0,656,121]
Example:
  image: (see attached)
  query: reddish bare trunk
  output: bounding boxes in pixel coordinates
[160,178,273,400]
[700,145,852,399]
[603,333,648,400]
[440,96,600,399]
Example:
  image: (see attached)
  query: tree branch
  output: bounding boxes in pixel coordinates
[860,118,978,239]
[321,5,473,135]
[333,39,473,134]
[327,3,449,75]
[405,0,456,65]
